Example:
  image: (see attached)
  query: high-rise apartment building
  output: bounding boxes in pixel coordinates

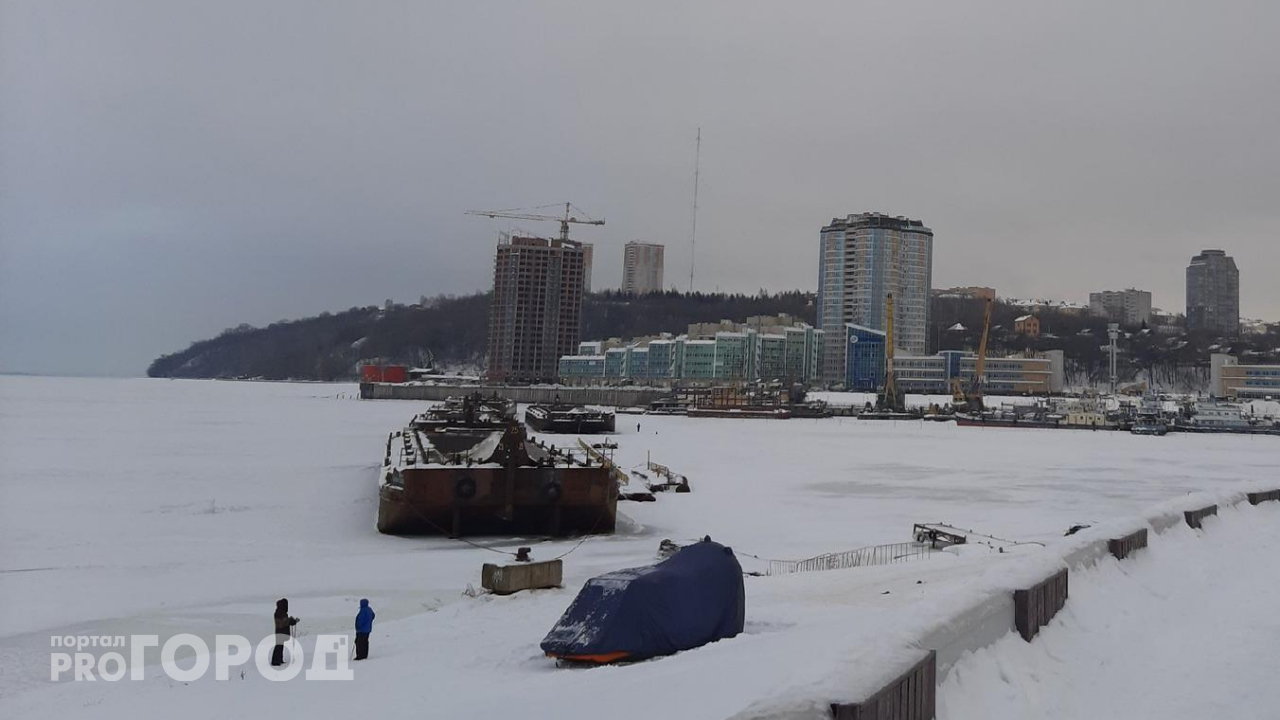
[1186,249,1239,335]
[486,236,585,382]
[622,241,664,294]
[816,212,934,382]
[580,242,594,292]
[1089,288,1152,326]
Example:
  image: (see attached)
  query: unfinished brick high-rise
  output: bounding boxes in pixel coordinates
[487,236,585,382]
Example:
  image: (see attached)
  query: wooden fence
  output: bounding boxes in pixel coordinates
[1108,529,1148,561]
[830,651,936,720]
[1013,569,1069,642]
[1248,489,1280,505]
[1184,505,1218,529]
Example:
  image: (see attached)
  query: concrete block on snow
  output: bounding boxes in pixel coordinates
[482,559,563,595]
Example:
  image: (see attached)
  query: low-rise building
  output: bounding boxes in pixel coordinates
[1211,353,1280,399]
[558,355,606,378]
[558,322,824,386]
[1010,298,1088,316]
[844,321,1064,395]
[933,286,996,301]
[1014,315,1041,337]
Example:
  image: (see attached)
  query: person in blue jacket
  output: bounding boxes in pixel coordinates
[354,599,375,660]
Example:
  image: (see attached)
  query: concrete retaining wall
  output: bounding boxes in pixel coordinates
[815,487,1280,718]
[360,382,671,407]
[915,593,1014,677]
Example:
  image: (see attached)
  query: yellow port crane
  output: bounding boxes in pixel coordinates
[952,297,994,413]
[466,202,604,242]
[877,292,905,412]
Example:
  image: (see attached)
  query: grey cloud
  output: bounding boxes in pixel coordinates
[2,0,1277,375]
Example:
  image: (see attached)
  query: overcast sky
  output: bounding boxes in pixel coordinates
[2,0,1278,376]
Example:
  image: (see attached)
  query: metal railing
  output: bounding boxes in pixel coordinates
[767,541,934,576]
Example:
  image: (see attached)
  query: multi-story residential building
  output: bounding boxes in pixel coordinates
[580,242,594,292]
[1089,288,1153,326]
[680,340,717,379]
[622,241,665,294]
[558,323,824,386]
[1211,353,1280,399]
[486,236,585,382]
[1186,250,1240,335]
[645,339,677,379]
[557,354,606,378]
[783,326,824,383]
[817,212,934,381]
[711,332,751,381]
[1014,315,1041,337]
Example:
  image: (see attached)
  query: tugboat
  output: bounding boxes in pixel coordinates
[1176,401,1276,435]
[525,403,616,433]
[377,420,617,536]
[1129,396,1169,436]
[1130,419,1168,436]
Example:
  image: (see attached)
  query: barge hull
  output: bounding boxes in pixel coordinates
[378,465,617,536]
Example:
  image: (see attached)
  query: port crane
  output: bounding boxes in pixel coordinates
[466,202,604,242]
[952,297,994,413]
[876,293,906,413]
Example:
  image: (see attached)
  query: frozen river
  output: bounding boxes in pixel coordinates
[1,376,1276,718]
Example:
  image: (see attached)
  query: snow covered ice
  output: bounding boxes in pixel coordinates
[2,376,1278,718]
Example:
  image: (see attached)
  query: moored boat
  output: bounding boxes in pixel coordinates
[525,404,616,434]
[412,392,516,431]
[686,406,791,419]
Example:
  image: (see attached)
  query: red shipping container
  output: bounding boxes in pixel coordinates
[361,365,384,383]
[382,365,408,383]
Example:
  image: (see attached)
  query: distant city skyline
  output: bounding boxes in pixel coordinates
[3,1,1279,376]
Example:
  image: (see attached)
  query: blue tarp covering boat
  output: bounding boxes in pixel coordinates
[541,538,745,663]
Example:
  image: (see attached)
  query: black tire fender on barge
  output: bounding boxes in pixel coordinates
[454,476,477,500]
[540,480,563,503]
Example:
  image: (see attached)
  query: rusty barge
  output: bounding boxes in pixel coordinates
[411,392,516,431]
[377,419,618,537]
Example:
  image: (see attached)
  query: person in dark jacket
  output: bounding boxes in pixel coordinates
[353,598,375,660]
[272,598,299,667]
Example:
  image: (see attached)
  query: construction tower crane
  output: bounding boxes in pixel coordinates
[952,297,994,414]
[466,202,604,242]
